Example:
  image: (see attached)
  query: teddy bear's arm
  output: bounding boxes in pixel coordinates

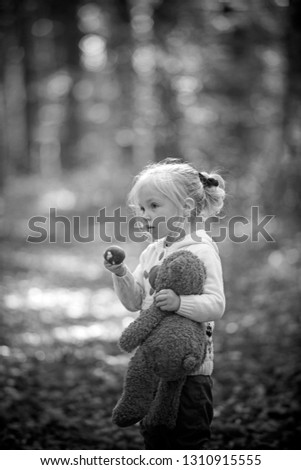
[119,305,166,352]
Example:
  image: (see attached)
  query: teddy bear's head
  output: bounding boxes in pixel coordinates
[154,250,206,296]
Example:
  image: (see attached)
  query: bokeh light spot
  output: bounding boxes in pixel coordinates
[32,18,53,37]
[79,35,107,71]
[47,72,73,99]
[132,46,156,75]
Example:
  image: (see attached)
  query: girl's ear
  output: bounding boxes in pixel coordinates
[184,197,195,215]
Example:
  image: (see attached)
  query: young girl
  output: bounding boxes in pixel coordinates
[104,157,226,450]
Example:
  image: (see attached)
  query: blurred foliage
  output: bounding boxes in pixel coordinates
[0,0,301,450]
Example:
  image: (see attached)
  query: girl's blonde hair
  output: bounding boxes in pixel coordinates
[128,158,226,220]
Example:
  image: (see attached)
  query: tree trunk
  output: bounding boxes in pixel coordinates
[15,0,37,174]
[51,0,82,170]
[0,37,7,191]
[279,0,301,219]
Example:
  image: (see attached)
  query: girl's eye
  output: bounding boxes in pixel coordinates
[151,203,158,209]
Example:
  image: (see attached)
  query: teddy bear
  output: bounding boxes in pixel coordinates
[111,249,208,429]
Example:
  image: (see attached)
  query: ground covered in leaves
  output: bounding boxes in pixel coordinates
[0,183,300,450]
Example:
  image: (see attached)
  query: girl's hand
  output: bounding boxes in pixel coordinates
[103,259,127,277]
[154,289,180,312]
[104,259,126,277]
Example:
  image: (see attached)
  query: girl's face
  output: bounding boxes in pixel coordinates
[137,183,184,241]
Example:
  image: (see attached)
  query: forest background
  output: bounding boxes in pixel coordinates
[0,0,300,450]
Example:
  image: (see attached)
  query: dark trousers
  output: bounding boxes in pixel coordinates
[140,375,213,450]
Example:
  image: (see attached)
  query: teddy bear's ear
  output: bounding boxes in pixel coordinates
[149,265,160,289]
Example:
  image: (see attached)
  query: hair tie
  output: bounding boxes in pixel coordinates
[199,172,219,188]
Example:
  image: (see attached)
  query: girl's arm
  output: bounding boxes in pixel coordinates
[175,245,225,323]
[112,250,146,312]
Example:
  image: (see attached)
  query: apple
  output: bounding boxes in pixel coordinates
[104,246,126,265]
